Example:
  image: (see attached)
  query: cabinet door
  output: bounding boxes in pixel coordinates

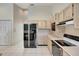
[51,16,55,23]
[74,3,79,28]
[47,37,52,55]
[38,20,46,29]
[59,11,64,22]
[38,20,41,29]
[63,4,73,21]
[46,20,51,29]
[63,50,70,56]
[55,13,59,24]
[0,21,12,45]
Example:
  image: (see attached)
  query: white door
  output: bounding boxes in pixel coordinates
[0,20,12,46]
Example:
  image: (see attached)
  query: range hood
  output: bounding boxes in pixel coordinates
[57,19,74,26]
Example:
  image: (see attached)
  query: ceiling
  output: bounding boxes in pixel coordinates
[16,3,54,9]
[16,3,69,9]
[16,3,69,20]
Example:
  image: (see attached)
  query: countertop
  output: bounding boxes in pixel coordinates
[48,33,79,56]
[63,46,79,56]
[48,33,63,40]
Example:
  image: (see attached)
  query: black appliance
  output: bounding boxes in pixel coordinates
[52,41,63,56]
[24,24,37,48]
[51,22,55,31]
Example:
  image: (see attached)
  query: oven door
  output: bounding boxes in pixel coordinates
[52,41,63,56]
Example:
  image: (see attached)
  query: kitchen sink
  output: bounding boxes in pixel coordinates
[55,40,76,46]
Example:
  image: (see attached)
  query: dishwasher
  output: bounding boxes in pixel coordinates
[52,41,63,56]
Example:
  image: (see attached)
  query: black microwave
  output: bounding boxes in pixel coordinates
[51,22,55,31]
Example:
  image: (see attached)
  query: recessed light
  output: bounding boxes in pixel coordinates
[30,4,34,6]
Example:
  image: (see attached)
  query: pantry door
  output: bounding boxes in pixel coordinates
[0,20,12,46]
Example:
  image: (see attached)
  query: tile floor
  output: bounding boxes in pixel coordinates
[0,46,51,56]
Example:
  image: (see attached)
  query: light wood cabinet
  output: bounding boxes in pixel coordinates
[59,11,64,22]
[55,13,59,24]
[46,20,51,29]
[38,20,46,29]
[51,16,55,23]
[63,4,73,21]
[37,20,51,29]
[74,3,79,28]
[47,37,52,55]
[63,50,70,56]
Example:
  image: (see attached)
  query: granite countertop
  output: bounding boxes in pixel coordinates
[48,33,63,40]
[63,46,79,56]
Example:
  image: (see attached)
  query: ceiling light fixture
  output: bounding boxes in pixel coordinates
[30,4,34,6]
[19,9,28,16]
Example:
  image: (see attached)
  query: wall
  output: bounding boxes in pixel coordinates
[55,25,65,38]
[0,4,13,48]
[0,3,13,20]
[65,25,79,36]
[13,4,24,48]
[37,30,49,45]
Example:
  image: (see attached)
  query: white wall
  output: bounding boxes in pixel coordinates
[0,4,13,20]
[37,30,49,45]
[0,4,13,48]
[13,4,24,48]
[65,25,79,36]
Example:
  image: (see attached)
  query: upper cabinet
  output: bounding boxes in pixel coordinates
[37,20,51,29]
[52,3,79,28]
[74,3,79,28]
[0,4,13,20]
[38,20,46,29]
[63,4,74,21]
[58,11,64,22]
[51,16,55,23]
[46,20,51,29]
[55,13,59,24]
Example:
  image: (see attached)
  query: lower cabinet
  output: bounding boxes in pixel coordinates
[74,3,79,28]
[47,37,52,55]
[63,50,70,56]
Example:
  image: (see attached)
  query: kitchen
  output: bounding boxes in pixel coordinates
[0,3,79,56]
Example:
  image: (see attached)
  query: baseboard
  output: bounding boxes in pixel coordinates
[38,44,48,46]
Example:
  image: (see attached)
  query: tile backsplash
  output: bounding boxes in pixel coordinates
[65,24,79,36]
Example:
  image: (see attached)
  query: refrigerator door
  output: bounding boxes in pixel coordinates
[30,24,36,48]
[24,24,29,48]
[24,24,37,48]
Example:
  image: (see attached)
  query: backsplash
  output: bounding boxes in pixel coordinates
[65,25,79,36]
[54,25,65,38]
